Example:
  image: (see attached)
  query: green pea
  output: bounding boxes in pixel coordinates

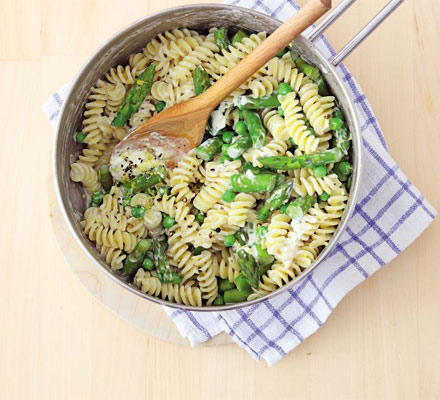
[280,204,288,213]
[158,186,169,196]
[224,234,236,247]
[163,215,175,229]
[91,191,104,206]
[75,132,86,143]
[339,161,352,176]
[221,189,236,203]
[132,205,145,219]
[222,143,231,155]
[155,101,166,112]
[319,192,330,202]
[222,131,234,144]
[196,213,205,223]
[276,48,287,58]
[142,257,154,271]
[277,82,293,96]
[277,107,285,117]
[312,165,328,178]
[329,117,343,131]
[219,154,233,164]
[234,120,247,135]
[333,109,343,120]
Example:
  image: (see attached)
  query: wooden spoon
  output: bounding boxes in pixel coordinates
[112,0,331,167]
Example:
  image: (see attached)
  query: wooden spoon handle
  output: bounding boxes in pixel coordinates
[201,0,331,108]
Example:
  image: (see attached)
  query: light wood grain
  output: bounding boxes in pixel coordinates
[0,0,439,399]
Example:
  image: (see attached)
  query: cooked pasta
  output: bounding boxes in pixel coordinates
[70,26,353,307]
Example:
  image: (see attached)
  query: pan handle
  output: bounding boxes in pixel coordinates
[305,0,406,66]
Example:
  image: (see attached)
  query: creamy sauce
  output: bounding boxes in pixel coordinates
[279,216,308,267]
[210,101,231,135]
[110,131,188,182]
[233,95,252,108]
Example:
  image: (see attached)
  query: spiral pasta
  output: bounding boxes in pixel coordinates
[70,162,101,193]
[169,150,203,202]
[279,92,320,154]
[228,193,256,228]
[195,251,218,305]
[243,138,288,167]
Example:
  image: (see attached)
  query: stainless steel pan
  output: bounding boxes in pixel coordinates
[53,0,405,311]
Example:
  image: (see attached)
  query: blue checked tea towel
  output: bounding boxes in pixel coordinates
[43,0,436,367]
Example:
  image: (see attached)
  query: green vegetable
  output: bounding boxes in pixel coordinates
[222,143,231,155]
[319,192,330,202]
[243,110,266,148]
[191,246,205,256]
[224,234,236,247]
[214,27,230,50]
[312,165,328,178]
[295,56,329,96]
[155,101,165,112]
[334,125,351,155]
[227,133,252,159]
[222,130,234,144]
[158,186,169,196]
[219,279,235,293]
[256,225,268,239]
[121,197,131,207]
[193,66,211,95]
[195,137,223,161]
[122,239,152,276]
[277,82,292,96]
[132,205,145,219]
[224,288,253,303]
[142,257,154,271]
[333,109,343,120]
[283,195,316,221]
[276,48,287,58]
[338,161,353,176]
[213,295,225,305]
[259,148,344,170]
[91,191,104,207]
[123,171,165,197]
[229,172,277,193]
[238,94,281,110]
[152,240,181,283]
[112,64,155,126]
[97,164,113,192]
[278,107,284,117]
[75,132,85,143]
[221,189,236,203]
[236,249,271,289]
[253,243,275,268]
[329,117,343,131]
[195,213,205,223]
[235,275,251,292]
[163,215,175,229]
[257,182,293,222]
[231,29,248,44]
[219,154,233,163]
[233,120,247,135]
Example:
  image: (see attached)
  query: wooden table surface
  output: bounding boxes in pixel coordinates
[1,0,439,398]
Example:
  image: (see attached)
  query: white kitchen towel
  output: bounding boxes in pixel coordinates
[43,0,436,367]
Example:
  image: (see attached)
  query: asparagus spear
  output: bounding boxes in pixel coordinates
[282,195,316,221]
[294,55,329,96]
[213,295,225,305]
[257,182,293,222]
[234,275,251,292]
[227,133,252,159]
[334,125,351,155]
[237,94,281,110]
[236,248,272,289]
[252,243,274,268]
[214,27,230,50]
[231,29,248,44]
[219,279,235,293]
[112,64,155,126]
[259,148,344,171]
[152,240,182,284]
[243,110,266,148]
[242,163,284,186]
[122,239,152,276]
[195,137,223,161]
[224,288,253,303]
[98,164,113,192]
[193,66,211,95]
[122,173,163,197]
[229,172,278,193]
